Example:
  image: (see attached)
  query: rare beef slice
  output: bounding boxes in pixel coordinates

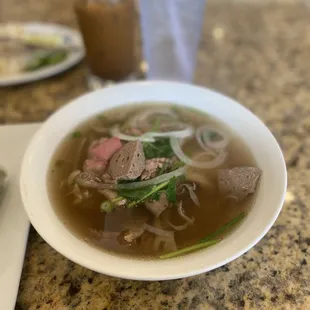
[108,140,145,180]
[218,166,262,201]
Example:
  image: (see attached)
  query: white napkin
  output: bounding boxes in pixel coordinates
[139,0,206,82]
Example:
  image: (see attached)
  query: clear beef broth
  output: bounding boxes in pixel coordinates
[48,103,259,259]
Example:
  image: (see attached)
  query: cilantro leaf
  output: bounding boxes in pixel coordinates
[118,185,153,200]
[143,138,175,159]
[71,131,82,138]
[166,177,177,203]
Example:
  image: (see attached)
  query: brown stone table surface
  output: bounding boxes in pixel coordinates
[1,0,309,309]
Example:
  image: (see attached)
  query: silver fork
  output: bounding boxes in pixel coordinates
[0,167,8,205]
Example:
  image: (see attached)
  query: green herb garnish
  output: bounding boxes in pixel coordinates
[170,160,185,171]
[143,138,175,159]
[118,185,154,200]
[166,177,177,203]
[199,212,246,243]
[157,162,169,176]
[159,239,220,259]
[127,180,171,208]
[159,212,246,259]
[100,196,124,213]
[71,131,82,138]
[119,177,178,208]
[149,191,161,201]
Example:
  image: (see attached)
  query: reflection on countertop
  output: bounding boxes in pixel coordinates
[1,0,309,309]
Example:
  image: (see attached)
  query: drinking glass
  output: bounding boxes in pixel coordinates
[139,0,207,82]
[74,0,137,89]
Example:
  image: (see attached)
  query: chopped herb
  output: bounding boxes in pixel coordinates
[127,180,171,208]
[166,177,177,203]
[143,138,175,159]
[118,185,154,200]
[149,191,161,201]
[159,212,246,259]
[157,162,169,176]
[170,160,185,171]
[100,196,124,213]
[159,239,220,259]
[72,131,82,138]
[199,212,246,243]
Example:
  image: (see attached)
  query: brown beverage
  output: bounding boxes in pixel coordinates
[75,0,136,81]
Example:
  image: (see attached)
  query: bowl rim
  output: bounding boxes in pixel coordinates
[20,80,287,280]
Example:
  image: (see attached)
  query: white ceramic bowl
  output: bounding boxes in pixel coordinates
[20,81,287,280]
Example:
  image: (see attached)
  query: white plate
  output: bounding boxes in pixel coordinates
[0,23,84,86]
[0,123,40,310]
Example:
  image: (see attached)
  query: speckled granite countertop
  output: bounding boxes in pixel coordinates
[1,0,310,309]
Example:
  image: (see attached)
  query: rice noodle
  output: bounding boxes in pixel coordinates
[111,125,155,142]
[196,125,229,150]
[143,223,174,237]
[170,137,227,169]
[167,221,189,231]
[177,201,195,224]
[144,126,194,139]
[111,125,193,142]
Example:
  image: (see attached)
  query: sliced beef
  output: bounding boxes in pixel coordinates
[141,158,172,180]
[108,140,145,180]
[218,166,262,201]
[145,193,169,217]
[83,137,122,174]
[88,137,122,161]
[83,158,107,174]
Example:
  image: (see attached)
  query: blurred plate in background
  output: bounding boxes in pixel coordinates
[0,22,84,86]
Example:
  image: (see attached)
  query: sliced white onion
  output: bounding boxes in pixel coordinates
[144,126,194,139]
[111,125,193,142]
[196,125,229,150]
[143,223,174,237]
[127,108,178,127]
[110,125,155,142]
[116,167,186,190]
[170,137,227,169]
[177,201,195,224]
[167,221,189,231]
